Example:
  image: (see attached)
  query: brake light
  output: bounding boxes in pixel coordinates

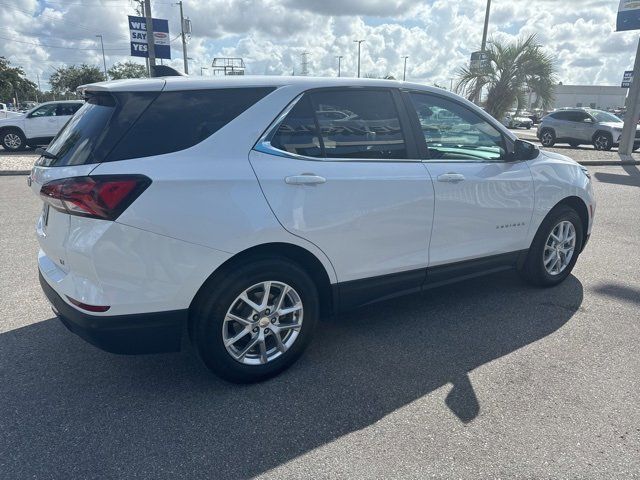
[40,175,151,221]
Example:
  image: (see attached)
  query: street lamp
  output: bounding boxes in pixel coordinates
[401,56,409,81]
[354,39,365,78]
[96,34,107,79]
[335,55,343,77]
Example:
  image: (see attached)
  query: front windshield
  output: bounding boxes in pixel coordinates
[590,110,622,123]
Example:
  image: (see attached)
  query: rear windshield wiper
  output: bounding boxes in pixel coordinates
[35,147,58,160]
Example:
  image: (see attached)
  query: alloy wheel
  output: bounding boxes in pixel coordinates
[4,133,22,149]
[543,220,576,276]
[594,135,610,150]
[541,131,553,146]
[222,281,303,365]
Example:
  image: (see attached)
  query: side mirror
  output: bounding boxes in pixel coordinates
[512,139,539,161]
[584,118,594,123]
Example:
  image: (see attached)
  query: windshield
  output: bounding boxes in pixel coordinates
[590,110,622,123]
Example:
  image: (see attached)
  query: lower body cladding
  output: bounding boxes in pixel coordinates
[41,249,546,355]
[40,272,185,354]
[37,216,232,354]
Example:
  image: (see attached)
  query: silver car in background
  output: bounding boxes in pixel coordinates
[537,108,639,151]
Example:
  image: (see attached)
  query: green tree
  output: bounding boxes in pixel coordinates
[108,61,147,80]
[455,35,556,119]
[0,57,38,103]
[49,64,105,94]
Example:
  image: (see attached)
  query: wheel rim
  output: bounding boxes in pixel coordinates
[543,221,576,276]
[541,132,553,146]
[222,281,303,365]
[4,133,21,149]
[594,135,609,150]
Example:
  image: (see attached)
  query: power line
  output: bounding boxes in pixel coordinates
[0,2,107,34]
[0,34,129,51]
[0,27,129,46]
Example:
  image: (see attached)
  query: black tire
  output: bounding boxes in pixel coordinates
[540,128,556,147]
[526,124,531,130]
[1,128,26,151]
[593,132,613,151]
[569,142,580,148]
[519,205,584,287]
[191,257,319,383]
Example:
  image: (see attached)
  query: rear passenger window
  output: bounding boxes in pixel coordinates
[311,90,407,159]
[270,96,322,157]
[107,88,274,161]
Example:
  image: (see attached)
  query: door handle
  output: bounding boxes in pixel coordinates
[437,173,465,183]
[285,174,327,186]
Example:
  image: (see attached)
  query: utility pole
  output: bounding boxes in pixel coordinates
[96,34,108,79]
[144,0,156,74]
[177,1,189,74]
[402,56,409,81]
[481,0,492,52]
[36,73,40,103]
[475,0,492,104]
[335,55,343,77]
[354,39,364,78]
[619,38,640,158]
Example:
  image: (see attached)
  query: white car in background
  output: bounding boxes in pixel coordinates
[31,77,595,383]
[0,102,23,119]
[502,111,534,129]
[0,100,83,151]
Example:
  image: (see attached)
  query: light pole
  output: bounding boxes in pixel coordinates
[335,55,343,77]
[176,1,189,74]
[96,34,108,79]
[402,56,408,81]
[354,39,364,78]
[480,0,492,52]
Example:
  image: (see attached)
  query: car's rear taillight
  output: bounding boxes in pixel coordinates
[40,175,151,221]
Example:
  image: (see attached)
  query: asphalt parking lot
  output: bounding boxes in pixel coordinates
[0,166,639,479]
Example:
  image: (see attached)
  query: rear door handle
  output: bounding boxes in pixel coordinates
[285,174,327,186]
[437,173,465,183]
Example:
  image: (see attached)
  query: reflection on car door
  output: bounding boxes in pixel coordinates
[250,88,434,299]
[405,91,535,268]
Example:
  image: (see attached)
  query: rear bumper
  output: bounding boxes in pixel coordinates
[39,271,186,355]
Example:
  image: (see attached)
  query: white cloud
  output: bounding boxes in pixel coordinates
[0,0,637,91]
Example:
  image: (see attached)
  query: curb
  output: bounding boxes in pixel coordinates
[577,161,640,166]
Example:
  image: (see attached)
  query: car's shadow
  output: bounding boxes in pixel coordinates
[0,271,583,479]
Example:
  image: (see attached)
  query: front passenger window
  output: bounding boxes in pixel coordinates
[409,92,505,161]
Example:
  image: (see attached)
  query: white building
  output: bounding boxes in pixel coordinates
[552,84,627,110]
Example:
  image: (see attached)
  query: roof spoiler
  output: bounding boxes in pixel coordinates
[150,65,186,78]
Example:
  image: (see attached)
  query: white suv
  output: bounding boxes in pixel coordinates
[31,77,595,383]
[0,100,83,151]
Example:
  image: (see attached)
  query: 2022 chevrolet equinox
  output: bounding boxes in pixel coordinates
[31,76,595,383]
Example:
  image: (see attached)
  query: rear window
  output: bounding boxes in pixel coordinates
[43,87,274,167]
[108,88,275,161]
[44,92,158,167]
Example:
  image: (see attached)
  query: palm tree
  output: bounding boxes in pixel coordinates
[455,35,557,120]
